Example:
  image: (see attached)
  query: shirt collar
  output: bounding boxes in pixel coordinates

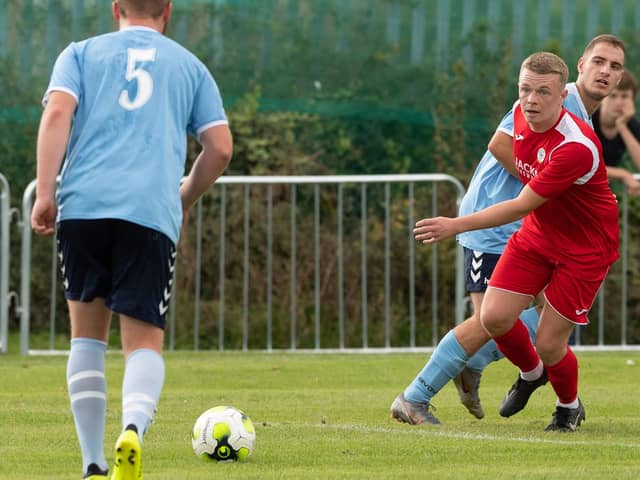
[119,26,159,33]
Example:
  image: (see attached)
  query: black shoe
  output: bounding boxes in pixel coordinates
[499,369,548,417]
[83,463,108,478]
[544,399,586,432]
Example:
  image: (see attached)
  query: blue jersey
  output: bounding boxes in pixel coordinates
[456,83,590,253]
[44,26,227,244]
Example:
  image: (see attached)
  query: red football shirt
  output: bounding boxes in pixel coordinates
[512,104,619,265]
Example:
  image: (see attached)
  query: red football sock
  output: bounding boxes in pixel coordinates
[494,318,540,373]
[545,347,578,405]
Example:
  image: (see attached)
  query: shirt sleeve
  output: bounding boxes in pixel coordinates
[628,116,640,141]
[42,43,81,106]
[188,65,228,139]
[528,142,598,199]
[496,106,516,137]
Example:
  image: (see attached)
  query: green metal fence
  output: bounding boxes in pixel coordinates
[2,0,640,124]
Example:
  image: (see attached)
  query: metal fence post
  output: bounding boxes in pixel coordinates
[0,174,10,353]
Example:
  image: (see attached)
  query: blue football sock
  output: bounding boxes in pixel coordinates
[466,339,502,371]
[404,330,469,404]
[466,306,540,371]
[67,337,108,474]
[121,349,165,442]
[519,306,540,345]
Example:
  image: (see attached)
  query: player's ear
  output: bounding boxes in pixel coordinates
[163,1,172,24]
[576,57,584,75]
[112,1,121,21]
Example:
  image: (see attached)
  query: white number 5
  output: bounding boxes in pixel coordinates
[119,48,156,110]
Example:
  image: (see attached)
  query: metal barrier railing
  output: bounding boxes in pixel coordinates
[0,173,9,353]
[19,174,466,355]
[571,177,638,349]
[15,174,640,355]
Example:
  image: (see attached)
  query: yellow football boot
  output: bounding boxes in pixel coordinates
[110,428,142,480]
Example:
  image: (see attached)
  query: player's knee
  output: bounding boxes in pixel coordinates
[479,309,510,337]
[535,341,564,365]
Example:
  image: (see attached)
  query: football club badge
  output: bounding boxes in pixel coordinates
[537,148,546,163]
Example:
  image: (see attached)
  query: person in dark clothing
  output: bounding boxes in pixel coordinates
[593,70,640,195]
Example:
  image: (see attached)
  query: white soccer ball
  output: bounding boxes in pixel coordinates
[191,406,256,462]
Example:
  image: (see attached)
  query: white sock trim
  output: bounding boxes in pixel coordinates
[123,405,155,419]
[520,361,544,381]
[123,392,155,406]
[70,391,107,402]
[67,369,105,385]
[557,398,579,409]
[123,393,156,419]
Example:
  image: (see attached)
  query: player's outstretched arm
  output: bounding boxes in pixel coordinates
[180,124,233,217]
[414,186,545,244]
[31,91,76,236]
[488,130,519,178]
[605,165,640,195]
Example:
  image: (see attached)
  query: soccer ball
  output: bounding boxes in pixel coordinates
[191,406,256,462]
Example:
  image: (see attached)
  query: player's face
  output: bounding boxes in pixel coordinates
[577,43,625,102]
[518,69,567,132]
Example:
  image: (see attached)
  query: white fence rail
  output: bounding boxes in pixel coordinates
[17,174,466,355]
[0,173,10,353]
[3,173,640,354]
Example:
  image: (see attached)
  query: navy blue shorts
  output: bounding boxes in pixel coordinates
[464,247,500,293]
[56,219,176,328]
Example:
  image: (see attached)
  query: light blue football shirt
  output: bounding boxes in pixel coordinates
[43,26,227,244]
[456,83,590,253]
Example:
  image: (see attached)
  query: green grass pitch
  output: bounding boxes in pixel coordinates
[1,351,639,479]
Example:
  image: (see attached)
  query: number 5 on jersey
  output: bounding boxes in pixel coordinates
[119,48,156,110]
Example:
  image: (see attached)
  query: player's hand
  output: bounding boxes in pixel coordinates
[31,196,57,236]
[621,173,640,196]
[414,217,457,244]
[625,180,640,196]
[615,99,636,128]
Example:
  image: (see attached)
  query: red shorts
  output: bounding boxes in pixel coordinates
[488,232,610,325]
